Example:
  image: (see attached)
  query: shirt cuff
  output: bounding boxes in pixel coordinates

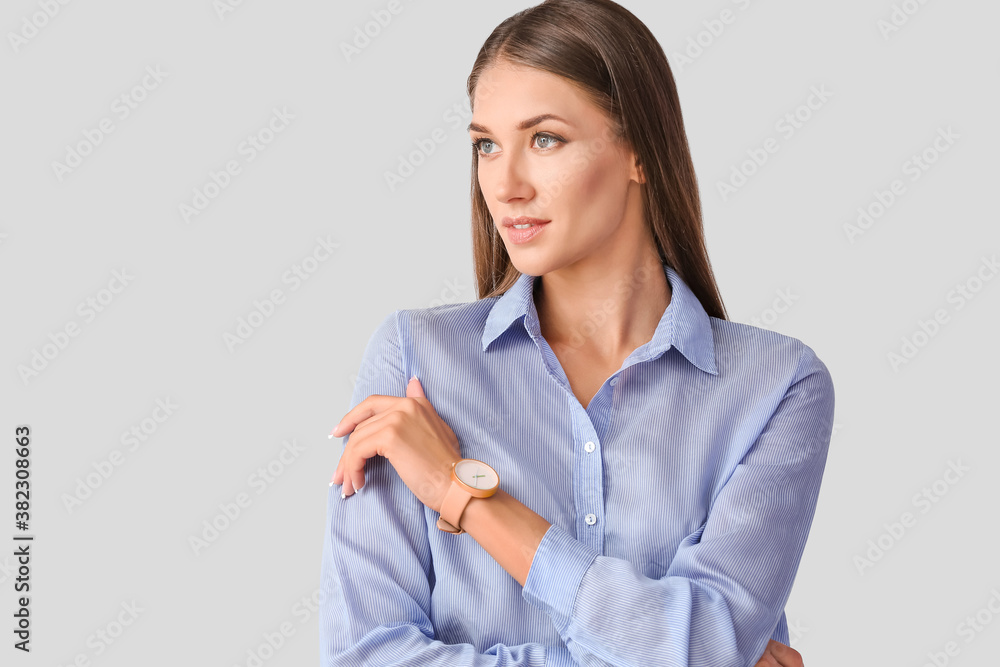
[522,523,599,631]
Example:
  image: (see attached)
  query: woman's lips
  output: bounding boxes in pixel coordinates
[502,217,550,245]
[505,221,549,244]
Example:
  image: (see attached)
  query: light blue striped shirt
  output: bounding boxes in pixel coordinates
[319,262,835,666]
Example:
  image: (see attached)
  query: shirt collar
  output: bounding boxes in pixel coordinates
[481,262,718,375]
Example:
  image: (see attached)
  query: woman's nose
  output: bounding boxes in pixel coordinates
[492,151,534,204]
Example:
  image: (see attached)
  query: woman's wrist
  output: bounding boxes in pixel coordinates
[460,488,551,587]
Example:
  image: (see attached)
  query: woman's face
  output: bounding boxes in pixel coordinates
[470,62,644,277]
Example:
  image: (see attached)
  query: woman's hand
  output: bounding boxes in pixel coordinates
[754,640,803,667]
[334,380,805,667]
[330,376,462,511]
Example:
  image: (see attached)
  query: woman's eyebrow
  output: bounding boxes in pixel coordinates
[467,113,571,134]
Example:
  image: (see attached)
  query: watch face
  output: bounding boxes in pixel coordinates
[455,460,498,490]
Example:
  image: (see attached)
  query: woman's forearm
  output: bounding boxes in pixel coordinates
[460,489,552,586]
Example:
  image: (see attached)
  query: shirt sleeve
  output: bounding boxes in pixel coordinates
[319,310,578,667]
[521,344,835,667]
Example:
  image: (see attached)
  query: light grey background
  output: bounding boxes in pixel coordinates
[2,1,998,665]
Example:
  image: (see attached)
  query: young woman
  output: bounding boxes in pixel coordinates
[320,1,834,665]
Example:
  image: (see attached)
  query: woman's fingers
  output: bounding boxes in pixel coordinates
[329,385,464,509]
[332,395,396,437]
[765,640,803,667]
[332,410,389,494]
[337,414,390,497]
[348,453,366,494]
[752,643,778,667]
[336,448,360,497]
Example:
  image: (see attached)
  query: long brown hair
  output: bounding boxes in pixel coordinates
[466,0,728,320]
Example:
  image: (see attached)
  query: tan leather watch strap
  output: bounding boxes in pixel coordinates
[437,480,473,534]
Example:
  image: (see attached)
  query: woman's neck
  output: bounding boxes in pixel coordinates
[534,249,671,362]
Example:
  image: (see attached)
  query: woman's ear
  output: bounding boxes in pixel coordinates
[632,159,646,184]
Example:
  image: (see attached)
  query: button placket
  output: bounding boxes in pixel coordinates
[569,392,605,547]
[580,428,602,537]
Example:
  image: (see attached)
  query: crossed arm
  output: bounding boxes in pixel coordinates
[321,313,833,665]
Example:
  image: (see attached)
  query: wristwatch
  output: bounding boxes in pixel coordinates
[436,459,500,534]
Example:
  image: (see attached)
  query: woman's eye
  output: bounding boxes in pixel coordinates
[474,139,497,155]
[534,134,557,149]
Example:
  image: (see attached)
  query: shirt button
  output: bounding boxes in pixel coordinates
[585,513,597,525]
[584,441,596,453]
[610,377,618,386]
